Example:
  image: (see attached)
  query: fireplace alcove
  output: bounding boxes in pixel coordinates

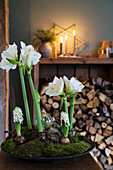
[34,58,113,91]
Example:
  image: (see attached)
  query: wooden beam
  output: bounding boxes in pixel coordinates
[5,0,9,138]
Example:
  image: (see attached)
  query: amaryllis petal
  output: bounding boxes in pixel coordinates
[20,41,41,69]
[45,76,64,97]
[64,76,84,95]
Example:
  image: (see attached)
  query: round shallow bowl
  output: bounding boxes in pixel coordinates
[1,142,95,162]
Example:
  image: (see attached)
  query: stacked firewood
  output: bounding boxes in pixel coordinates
[40,77,113,170]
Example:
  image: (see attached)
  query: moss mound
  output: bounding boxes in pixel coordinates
[44,141,91,158]
[1,139,16,153]
[13,138,44,158]
[1,133,92,158]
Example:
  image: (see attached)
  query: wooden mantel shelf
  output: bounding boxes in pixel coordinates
[39,58,113,64]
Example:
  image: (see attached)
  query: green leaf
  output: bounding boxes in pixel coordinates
[6,58,18,65]
[22,65,25,76]
[35,90,40,103]
[29,61,33,70]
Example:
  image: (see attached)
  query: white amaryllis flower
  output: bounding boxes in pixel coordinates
[20,41,41,68]
[61,111,70,127]
[0,43,18,72]
[13,107,24,124]
[45,76,64,97]
[64,76,84,95]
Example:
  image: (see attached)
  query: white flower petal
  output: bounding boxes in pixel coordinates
[20,41,26,49]
[13,107,24,124]
[61,111,70,127]
[0,58,17,72]
[20,41,41,68]
[45,76,64,97]
[64,76,84,95]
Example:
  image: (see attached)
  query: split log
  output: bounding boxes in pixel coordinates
[89,126,97,135]
[102,80,111,89]
[107,156,113,165]
[99,92,107,102]
[80,104,87,111]
[75,109,82,119]
[53,96,61,101]
[105,97,112,106]
[94,122,101,129]
[93,148,101,157]
[52,102,59,109]
[87,97,100,108]
[110,103,113,111]
[40,85,47,95]
[100,154,107,165]
[44,103,51,112]
[105,148,111,157]
[105,90,113,97]
[82,114,88,121]
[87,89,95,101]
[98,129,102,135]
[86,120,94,126]
[98,142,106,150]
[84,82,90,88]
[106,118,111,124]
[107,126,112,131]
[105,136,113,145]
[104,164,113,170]
[80,131,87,136]
[103,129,112,137]
[92,108,97,113]
[75,98,88,105]
[53,109,59,119]
[78,120,86,128]
[40,95,47,105]
[48,98,53,104]
[95,133,104,142]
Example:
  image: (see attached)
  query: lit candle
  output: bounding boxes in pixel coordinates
[73,30,76,56]
[60,36,63,57]
[65,34,68,56]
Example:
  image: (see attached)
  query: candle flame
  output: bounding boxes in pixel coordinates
[65,34,68,40]
[60,36,63,43]
[73,30,75,36]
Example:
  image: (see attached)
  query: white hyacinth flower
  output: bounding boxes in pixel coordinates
[64,76,84,95]
[20,41,41,68]
[45,76,64,97]
[13,107,24,124]
[61,111,70,127]
[0,43,18,72]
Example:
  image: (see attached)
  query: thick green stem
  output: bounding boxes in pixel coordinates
[69,96,75,135]
[27,73,43,132]
[59,98,63,111]
[19,66,32,129]
[16,122,21,136]
[64,97,68,114]
[63,97,69,137]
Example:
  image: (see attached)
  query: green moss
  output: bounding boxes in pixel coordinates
[44,141,91,158]
[21,127,30,133]
[1,139,16,153]
[69,133,89,143]
[1,132,92,158]
[21,127,38,142]
[13,138,44,158]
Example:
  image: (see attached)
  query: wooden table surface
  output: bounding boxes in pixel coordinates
[0,151,101,170]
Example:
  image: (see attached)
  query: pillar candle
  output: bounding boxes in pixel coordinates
[60,36,63,56]
[73,30,76,56]
[65,34,68,56]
